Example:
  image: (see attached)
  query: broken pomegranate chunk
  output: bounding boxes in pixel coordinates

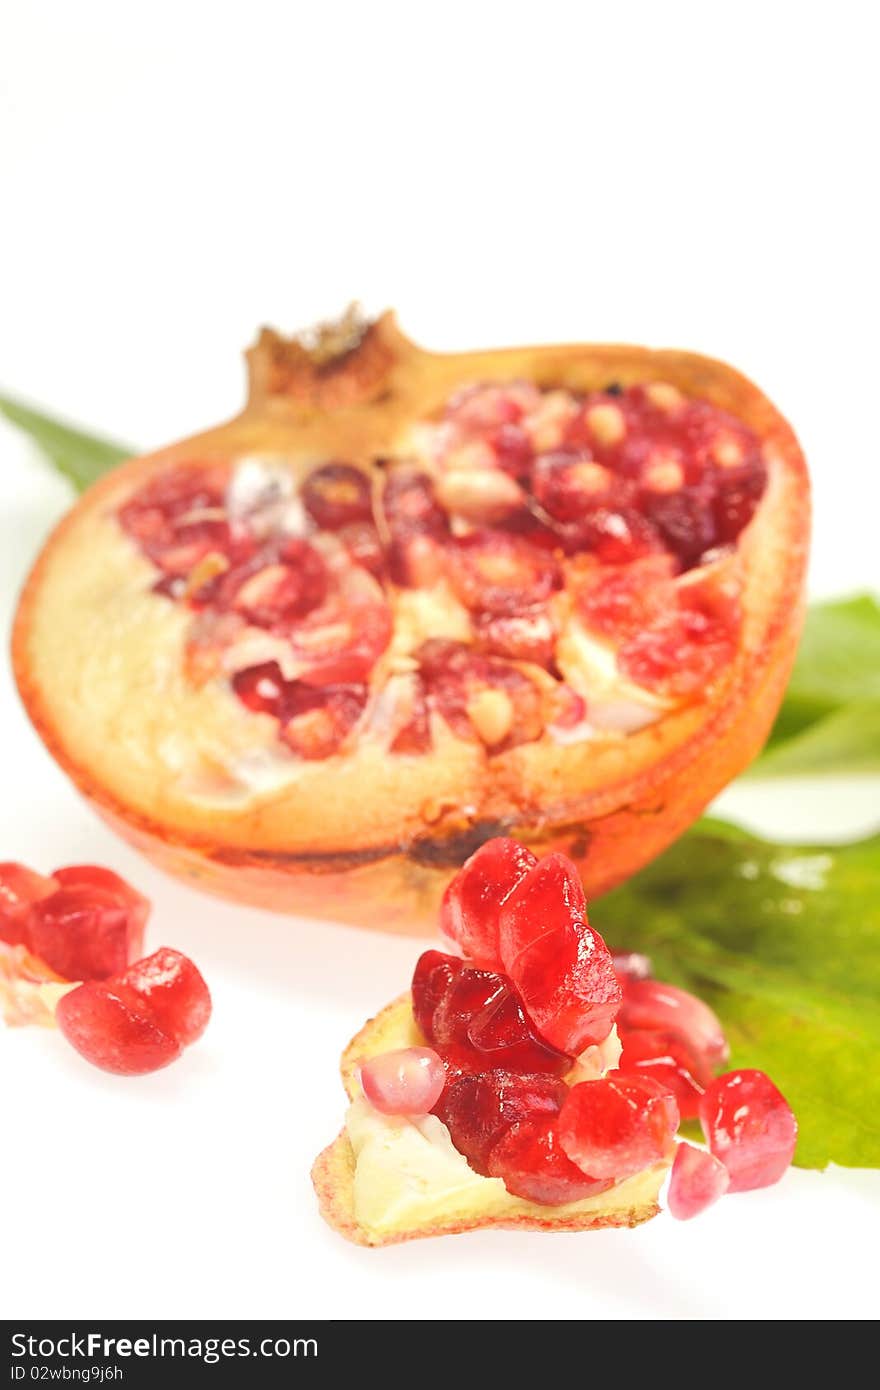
[667,1142,730,1220]
[558,1074,679,1181]
[498,852,621,1053]
[56,947,211,1075]
[360,1047,446,1116]
[434,1070,567,1174]
[439,837,537,968]
[487,1118,612,1205]
[699,1069,797,1192]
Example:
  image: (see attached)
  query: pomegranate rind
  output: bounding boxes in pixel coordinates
[13,315,809,927]
[312,994,668,1246]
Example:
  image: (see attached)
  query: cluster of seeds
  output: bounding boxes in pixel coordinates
[116,379,766,761]
[358,837,797,1219]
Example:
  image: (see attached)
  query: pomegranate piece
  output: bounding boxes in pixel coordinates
[439,837,537,968]
[301,462,373,530]
[617,1027,708,1120]
[558,1074,680,1181]
[487,1118,612,1205]
[0,862,57,946]
[360,1046,446,1116]
[55,947,211,1075]
[279,683,368,760]
[411,950,571,1075]
[667,1142,729,1220]
[28,867,148,983]
[699,1069,797,1192]
[618,977,728,1072]
[498,852,621,1053]
[448,531,560,615]
[434,1070,567,1174]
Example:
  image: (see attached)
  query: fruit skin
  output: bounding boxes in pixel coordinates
[699,1069,797,1192]
[313,992,670,1246]
[13,313,810,929]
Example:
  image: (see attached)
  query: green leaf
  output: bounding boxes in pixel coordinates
[752,593,880,775]
[599,818,880,1170]
[0,394,130,491]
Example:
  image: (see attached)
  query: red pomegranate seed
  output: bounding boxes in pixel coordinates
[222,541,329,627]
[412,951,463,1040]
[279,683,367,759]
[336,520,385,578]
[448,531,560,615]
[618,604,737,698]
[490,423,534,477]
[558,1074,680,1181]
[641,486,717,567]
[531,450,613,522]
[231,661,287,716]
[498,852,621,1054]
[0,862,57,946]
[300,462,373,530]
[285,577,392,687]
[55,947,211,1076]
[667,1142,730,1220]
[472,608,557,668]
[360,1047,447,1116]
[617,1027,709,1120]
[712,458,767,543]
[575,560,675,644]
[417,641,545,750]
[699,1069,797,1192]
[444,383,538,432]
[567,507,662,564]
[382,469,449,537]
[618,978,728,1071]
[440,837,537,968]
[434,1070,567,1174]
[28,872,147,983]
[487,1118,612,1204]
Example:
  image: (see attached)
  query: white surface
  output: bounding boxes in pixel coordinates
[1,0,878,1322]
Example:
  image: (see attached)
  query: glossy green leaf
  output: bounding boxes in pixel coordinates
[599,818,880,1169]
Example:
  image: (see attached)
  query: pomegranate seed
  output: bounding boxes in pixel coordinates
[448,531,560,615]
[55,948,211,1075]
[434,1070,567,1174]
[0,862,57,946]
[223,541,329,627]
[490,423,533,477]
[51,866,150,940]
[472,608,557,667]
[440,837,537,968]
[617,1027,708,1120]
[444,383,538,432]
[699,1069,797,1192]
[618,978,728,1071]
[498,852,621,1054]
[487,1118,612,1204]
[279,683,367,759]
[360,1047,447,1116]
[531,450,613,522]
[412,951,463,1040]
[713,458,767,543]
[667,1142,729,1220]
[641,486,717,567]
[558,1075,680,1181]
[28,876,147,983]
[231,661,287,716]
[300,462,373,530]
[285,584,392,688]
[575,560,675,644]
[336,520,385,578]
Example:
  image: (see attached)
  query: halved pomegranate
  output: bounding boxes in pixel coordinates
[13,312,809,928]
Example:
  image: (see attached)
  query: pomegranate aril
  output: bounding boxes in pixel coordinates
[444,382,539,433]
[490,423,533,477]
[279,683,367,759]
[223,541,329,627]
[713,459,767,543]
[466,980,573,1075]
[0,862,57,946]
[28,882,145,983]
[617,1027,708,1120]
[618,606,737,698]
[618,977,728,1071]
[559,1074,679,1181]
[56,982,183,1075]
[285,581,392,687]
[431,965,503,1047]
[568,507,662,564]
[487,1118,612,1205]
[412,951,465,1039]
[699,1069,797,1192]
[498,852,621,1054]
[360,1047,446,1116]
[531,450,613,522]
[448,531,560,615]
[300,462,373,530]
[121,947,212,1047]
[382,469,448,540]
[337,520,385,578]
[641,486,717,567]
[435,1070,567,1174]
[440,837,537,968]
[231,661,287,716]
[472,608,557,668]
[667,1142,729,1220]
[574,559,675,644]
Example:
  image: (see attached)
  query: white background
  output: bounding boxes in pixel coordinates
[1,1,878,1321]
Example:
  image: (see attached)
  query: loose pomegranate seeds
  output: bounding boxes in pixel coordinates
[487,1118,612,1205]
[618,978,728,1073]
[617,1027,708,1121]
[360,1047,446,1116]
[498,852,621,1054]
[440,837,537,968]
[28,878,147,983]
[699,1069,797,1192]
[434,1070,568,1174]
[558,1075,679,1181]
[56,947,211,1075]
[667,1142,729,1220]
[0,862,57,946]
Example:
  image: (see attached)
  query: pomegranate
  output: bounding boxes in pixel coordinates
[360,1047,446,1116]
[558,1075,680,1181]
[699,1069,798,1192]
[667,1142,730,1220]
[13,312,809,927]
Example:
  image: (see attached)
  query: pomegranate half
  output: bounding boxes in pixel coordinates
[12,312,809,930]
